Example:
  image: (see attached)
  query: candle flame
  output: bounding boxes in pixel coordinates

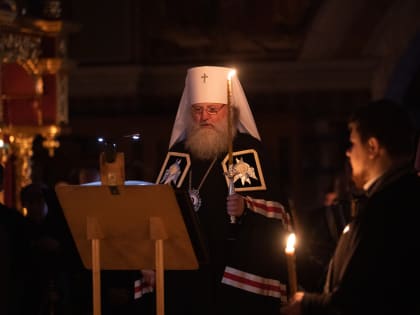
[286,233,296,253]
[228,69,236,80]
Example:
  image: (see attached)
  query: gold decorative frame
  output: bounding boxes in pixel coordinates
[221,149,266,192]
[156,152,191,188]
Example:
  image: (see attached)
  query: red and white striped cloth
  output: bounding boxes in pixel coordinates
[244,196,292,230]
[222,266,288,303]
[134,279,154,300]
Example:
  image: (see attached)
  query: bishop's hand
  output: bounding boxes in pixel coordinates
[226,193,245,218]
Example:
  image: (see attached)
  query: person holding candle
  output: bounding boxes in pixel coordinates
[156,65,293,315]
[297,169,354,292]
[280,99,420,315]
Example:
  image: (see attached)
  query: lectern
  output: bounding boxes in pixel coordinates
[55,183,207,315]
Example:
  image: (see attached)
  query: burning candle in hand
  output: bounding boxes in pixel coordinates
[227,69,236,166]
[285,233,297,297]
[226,69,237,224]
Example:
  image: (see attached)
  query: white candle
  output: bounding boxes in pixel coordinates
[226,69,237,224]
[285,233,297,297]
[227,69,236,166]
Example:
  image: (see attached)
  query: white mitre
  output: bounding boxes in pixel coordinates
[168,66,261,149]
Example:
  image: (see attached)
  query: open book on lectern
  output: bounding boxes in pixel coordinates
[55,182,209,271]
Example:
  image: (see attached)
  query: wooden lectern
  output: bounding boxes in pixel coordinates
[55,183,208,315]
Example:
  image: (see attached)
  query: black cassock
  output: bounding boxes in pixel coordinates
[157,133,293,315]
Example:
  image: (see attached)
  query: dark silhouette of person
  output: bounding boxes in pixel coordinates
[20,182,82,315]
[297,171,354,292]
[0,164,29,315]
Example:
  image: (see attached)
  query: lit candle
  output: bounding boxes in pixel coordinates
[285,233,297,297]
[226,69,237,224]
[227,69,236,166]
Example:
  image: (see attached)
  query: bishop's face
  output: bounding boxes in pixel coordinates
[346,123,372,189]
[191,103,227,125]
[185,102,230,160]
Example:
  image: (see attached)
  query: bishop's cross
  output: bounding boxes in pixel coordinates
[201,73,208,83]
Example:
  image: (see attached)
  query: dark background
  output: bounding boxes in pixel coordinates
[24,0,420,215]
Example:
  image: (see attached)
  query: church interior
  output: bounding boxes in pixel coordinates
[1,1,420,315]
[1,0,420,217]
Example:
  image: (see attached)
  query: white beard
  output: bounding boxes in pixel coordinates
[185,119,235,160]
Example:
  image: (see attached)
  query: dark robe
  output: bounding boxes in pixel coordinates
[302,164,420,315]
[160,133,292,315]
